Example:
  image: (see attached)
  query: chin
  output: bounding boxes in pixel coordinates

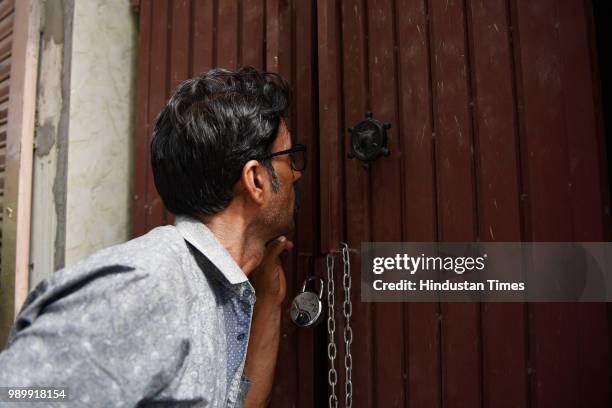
[281,219,295,236]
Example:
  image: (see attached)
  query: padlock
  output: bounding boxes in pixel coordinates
[290,277,325,328]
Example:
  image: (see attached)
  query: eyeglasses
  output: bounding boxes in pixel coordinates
[257,143,307,172]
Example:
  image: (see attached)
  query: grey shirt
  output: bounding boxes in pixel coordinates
[0,215,256,407]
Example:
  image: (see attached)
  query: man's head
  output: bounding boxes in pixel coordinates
[151,67,302,241]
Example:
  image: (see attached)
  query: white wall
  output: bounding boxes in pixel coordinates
[30,0,137,286]
[64,0,136,267]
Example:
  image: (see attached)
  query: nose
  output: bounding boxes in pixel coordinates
[292,168,302,182]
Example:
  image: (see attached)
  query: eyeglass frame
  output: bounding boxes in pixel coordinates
[256,143,307,172]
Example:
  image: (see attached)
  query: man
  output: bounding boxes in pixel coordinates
[0,67,305,407]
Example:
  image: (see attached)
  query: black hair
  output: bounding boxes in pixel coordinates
[151,66,290,217]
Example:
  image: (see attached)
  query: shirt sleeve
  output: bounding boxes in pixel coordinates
[0,263,191,407]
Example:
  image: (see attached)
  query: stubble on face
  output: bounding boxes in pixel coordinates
[262,168,296,238]
[261,121,297,239]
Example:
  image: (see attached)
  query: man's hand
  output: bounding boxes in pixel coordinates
[243,236,293,407]
[250,236,294,305]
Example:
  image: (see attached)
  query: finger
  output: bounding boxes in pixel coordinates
[266,236,289,260]
[279,237,294,252]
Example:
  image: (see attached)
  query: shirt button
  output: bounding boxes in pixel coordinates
[243,288,253,298]
[237,333,246,341]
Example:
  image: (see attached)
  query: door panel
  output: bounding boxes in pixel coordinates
[316,0,609,407]
[133,1,610,406]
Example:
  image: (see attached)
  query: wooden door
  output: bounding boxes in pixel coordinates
[133,1,610,406]
[317,0,610,407]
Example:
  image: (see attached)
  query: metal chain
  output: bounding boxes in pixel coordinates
[341,243,353,408]
[327,244,354,408]
[326,253,338,408]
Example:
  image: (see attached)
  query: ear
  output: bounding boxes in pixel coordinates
[240,159,269,205]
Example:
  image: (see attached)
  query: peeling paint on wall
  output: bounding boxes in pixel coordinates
[30,0,71,287]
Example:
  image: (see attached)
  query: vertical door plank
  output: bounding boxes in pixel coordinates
[241,0,264,69]
[557,0,609,406]
[268,2,299,406]
[512,1,578,407]
[293,0,316,256]
[429,1,482,407]
[146,0,170,230]
[292,6,317,405]
[266,0,280,72]
[217,0,239,69]
[557,1,605,239]
[170,0,190,89]
[367,0,404,406]
[395,0,441,407]
[191,0,214,75]
[315,0,349,406]
[276,0,293,83]
[466,1,527,407]
[316,0,344,252]
[340,0,374,405]
[165,0,192,227]
[283,1,317,406]
[132,0,152,237]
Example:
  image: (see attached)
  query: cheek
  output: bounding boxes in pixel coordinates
[279,169,293,191]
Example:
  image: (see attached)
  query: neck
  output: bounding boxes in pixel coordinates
[201,213,266,276]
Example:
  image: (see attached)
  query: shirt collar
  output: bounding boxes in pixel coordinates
[174,215,249,285]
